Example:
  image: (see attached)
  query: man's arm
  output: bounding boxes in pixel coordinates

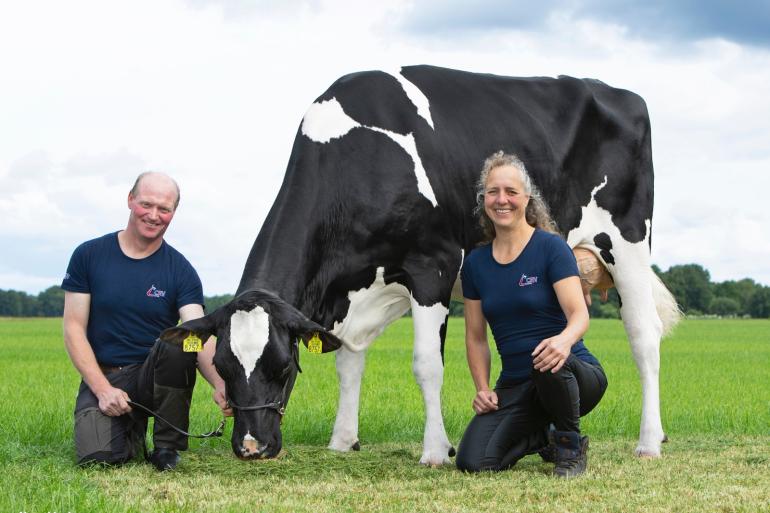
[63,291,132,416]
[178,303,231,416]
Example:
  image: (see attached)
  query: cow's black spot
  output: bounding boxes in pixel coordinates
[594,232,615,265]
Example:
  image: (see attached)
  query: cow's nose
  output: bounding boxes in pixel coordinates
[240,434,267,458]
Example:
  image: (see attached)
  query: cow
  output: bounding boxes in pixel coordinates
[160,65,680,465]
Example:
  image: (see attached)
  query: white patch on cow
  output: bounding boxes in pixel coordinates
[331,267,411,351]
[370,126,438,207]
[301,98,438,208]
[411,298,453,465]
[229,306,270,380]
[301,98,361,143]
[387,68,435,129]
[567,176,679,456]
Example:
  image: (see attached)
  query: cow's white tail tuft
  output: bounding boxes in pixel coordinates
[651,269,682,337]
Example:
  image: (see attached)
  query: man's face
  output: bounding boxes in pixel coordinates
[127,177,177,242]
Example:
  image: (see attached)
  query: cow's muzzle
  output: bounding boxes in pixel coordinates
[238,434,270,459]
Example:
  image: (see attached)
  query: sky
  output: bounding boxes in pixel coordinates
[1,0,769,295]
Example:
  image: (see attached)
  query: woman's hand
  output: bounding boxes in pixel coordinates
[472,389,499,415]
[532,334,572,373]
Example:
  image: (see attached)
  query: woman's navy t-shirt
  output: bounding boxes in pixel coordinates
[61,231,203,366]
[461,229,599,385]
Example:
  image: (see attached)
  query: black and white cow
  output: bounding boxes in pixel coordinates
[161,65,680,464]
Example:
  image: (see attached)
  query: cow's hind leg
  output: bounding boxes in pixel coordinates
[612,248,666,457]
[411,297,453,466]
[328,346,365,452]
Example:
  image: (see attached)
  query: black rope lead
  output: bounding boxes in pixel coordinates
[127,400,226,439]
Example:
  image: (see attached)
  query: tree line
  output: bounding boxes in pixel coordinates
[1,264,769,319]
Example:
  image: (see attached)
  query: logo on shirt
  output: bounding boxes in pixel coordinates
[146,285,166,298]
[518,274,538,287]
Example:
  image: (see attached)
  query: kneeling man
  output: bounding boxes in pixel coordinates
[62,172,230,471]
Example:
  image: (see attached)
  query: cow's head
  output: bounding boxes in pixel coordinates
[158,289,341,459]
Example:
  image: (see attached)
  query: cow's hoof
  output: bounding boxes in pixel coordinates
[328,438,359,453]
[634,445,662,458]
[662,433,669,443]
[420,452,452,467]
[448,446,456,457]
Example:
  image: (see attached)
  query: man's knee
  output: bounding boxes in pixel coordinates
[153,341,197,388]
[74,407,143,465]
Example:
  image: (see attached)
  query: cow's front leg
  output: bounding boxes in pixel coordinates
[329,346,365,452]
[411,298,453,466]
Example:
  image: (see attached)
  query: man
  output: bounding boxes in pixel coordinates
[62,171,230,471]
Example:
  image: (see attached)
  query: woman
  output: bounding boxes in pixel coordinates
[455,152,607,477]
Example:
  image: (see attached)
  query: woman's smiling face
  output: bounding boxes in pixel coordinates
[483,164,530,231]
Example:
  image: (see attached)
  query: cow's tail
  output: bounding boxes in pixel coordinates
[651,268,682,337]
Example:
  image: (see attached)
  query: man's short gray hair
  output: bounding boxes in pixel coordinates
[130,171,181,209]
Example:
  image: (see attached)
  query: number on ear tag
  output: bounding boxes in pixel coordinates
[308,332,323,354]
[183,333,203,352]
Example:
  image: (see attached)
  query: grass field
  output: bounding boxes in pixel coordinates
[1,317,768,512]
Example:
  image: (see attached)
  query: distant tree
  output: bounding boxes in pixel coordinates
[204,294,235,312]
[37,286,65,316]
[712,278,758,315]
[0,290,23,316]
[660,264,713,314]
[709,296,740,317]
[0,290,37,316]
[747,287,770,319]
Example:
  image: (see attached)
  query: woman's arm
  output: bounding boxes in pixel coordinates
[464,298,498,414]
[532,275,590,373]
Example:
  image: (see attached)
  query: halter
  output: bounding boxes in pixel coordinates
[226,339,302,417]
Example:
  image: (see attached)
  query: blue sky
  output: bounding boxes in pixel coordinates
[1,0,769,295]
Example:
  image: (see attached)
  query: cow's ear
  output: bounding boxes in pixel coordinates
[291,319,343,353]
[159,314,218,346]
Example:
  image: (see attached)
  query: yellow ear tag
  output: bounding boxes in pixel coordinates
[183,333,203,352]
[307,332,323,354]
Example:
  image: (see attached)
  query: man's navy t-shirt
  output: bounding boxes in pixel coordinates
[61,232,204,366]
[461,229,599,385]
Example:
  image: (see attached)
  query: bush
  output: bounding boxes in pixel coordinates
[709,297,740,317]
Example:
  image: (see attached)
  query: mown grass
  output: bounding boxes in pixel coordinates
[1,317,769,512]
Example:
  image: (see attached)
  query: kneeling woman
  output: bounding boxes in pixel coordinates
[456,152,607,477]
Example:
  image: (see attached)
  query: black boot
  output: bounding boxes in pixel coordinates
[148,447,180,471]
[553,431,588,478]
[538,429,556,463]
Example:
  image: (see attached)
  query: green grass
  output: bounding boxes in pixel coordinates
[1,317,769,512]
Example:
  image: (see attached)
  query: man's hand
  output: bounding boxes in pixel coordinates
[472,389,499,415]
[213,385,233,417]
[95,385,132,416]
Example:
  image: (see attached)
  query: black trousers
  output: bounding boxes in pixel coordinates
[456,355,607,472]
[73,340,198,465]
